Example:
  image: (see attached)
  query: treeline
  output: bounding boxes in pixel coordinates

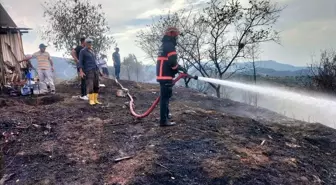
[309,49,336,94]
[108,54,156,83]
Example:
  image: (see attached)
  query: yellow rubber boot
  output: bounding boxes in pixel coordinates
[89,94,95,105]
[93,93,102,104]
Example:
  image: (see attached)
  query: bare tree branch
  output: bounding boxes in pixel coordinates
[309,49,336,94]
[136,0,284,97]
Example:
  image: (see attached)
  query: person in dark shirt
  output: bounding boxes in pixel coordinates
[78,38,101,105]
[71,37,88,100]
[112,47,121,80]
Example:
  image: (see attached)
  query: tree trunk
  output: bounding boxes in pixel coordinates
[127,66,131,80]
[251,46,258,106]
[216,86,221,98]
[253,63,257,84]
[252,47,257,84]
[183,78,189,88]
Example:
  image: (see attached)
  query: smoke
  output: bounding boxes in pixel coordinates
[198,77,336,128]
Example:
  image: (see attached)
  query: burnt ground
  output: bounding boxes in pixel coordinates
[0,78,336,185]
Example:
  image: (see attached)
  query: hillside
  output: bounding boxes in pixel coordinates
[0,78,335,184]
[240,60,306,71]
[240,67,311,77]
[30,57,309,80]
[233,60,310,77]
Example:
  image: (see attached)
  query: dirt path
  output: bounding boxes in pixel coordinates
[0,79,335,185]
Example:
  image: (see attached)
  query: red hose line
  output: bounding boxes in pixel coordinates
[128,95,160,118]
[112,73,189,118]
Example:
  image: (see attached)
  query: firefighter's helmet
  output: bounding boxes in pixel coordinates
[164,27,180,37]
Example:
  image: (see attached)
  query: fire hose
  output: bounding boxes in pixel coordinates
[113,73,198,118]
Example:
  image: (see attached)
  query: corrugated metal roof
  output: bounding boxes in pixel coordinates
[0,3,17,27]
[0,3,31,85]
[0,26,31,30]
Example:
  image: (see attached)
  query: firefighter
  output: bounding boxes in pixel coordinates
[156,27,186,127]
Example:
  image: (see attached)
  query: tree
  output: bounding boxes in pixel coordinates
[245,43,261,84]
[137,0,284,98]
[196,0,283,98]
[177,11,209,88]
[310,49,336,94]
[40,0,115,59]
[122,54,144,82]
[245,43,262,106]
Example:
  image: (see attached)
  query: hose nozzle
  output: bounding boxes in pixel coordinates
[185,73,198,80]
[177,73,198,81]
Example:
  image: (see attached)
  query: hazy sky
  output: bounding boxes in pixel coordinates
[1,0,336,66]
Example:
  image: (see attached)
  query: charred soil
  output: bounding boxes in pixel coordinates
[0,79,335,185]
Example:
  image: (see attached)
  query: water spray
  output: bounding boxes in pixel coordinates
[197,76,336,128]
[197,77,336,108]
[115,72,335,127]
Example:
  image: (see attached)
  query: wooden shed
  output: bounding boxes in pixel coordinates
[0,3,31,88]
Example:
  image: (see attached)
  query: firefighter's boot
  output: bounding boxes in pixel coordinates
[160,120,176,127]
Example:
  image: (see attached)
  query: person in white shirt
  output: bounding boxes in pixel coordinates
[97,54,109,77]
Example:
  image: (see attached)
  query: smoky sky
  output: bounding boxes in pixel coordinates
[1,0,336,66]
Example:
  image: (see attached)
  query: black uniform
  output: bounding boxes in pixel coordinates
[75,45,86,97]
[156,35,180,125]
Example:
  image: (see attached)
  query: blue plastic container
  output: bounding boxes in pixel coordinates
[26,71,32,80]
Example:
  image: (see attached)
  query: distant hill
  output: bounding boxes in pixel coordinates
[240,67,311,77]
[231,60,310,77]
[28,57,310,80]
[243,60,306,71]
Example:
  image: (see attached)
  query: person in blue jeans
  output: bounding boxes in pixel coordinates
[112,47,121,80]
[71,37,88,100]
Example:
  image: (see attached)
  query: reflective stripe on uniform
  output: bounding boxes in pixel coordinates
[157,57,171,79]
[167,51,177,57]
[158,58,166,77]
[160,60,164,77]
[157,76,173,80]
[158,57,168,60]
[156,50,177,81]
